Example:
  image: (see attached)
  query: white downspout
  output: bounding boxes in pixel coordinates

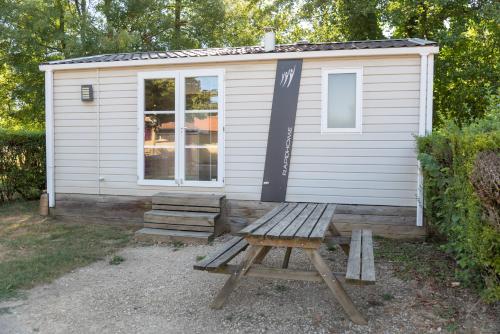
[44,69,55,207]
[426,54,435,133]
[416,53,429,227]
[97,69,101,194]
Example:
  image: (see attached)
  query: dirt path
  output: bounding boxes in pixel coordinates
[0,240,497,334]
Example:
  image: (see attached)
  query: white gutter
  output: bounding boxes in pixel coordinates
[38,46,439,71]
[44,69,55,207]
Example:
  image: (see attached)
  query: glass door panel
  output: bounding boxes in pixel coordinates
[183,76,219,182]
[143,78,176,181]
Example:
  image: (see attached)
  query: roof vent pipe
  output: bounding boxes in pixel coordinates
[263,27,275,52]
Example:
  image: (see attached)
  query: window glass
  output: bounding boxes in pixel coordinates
[327,73,356,128]
[185,147,218,181]
[144,114,175,147]
[143,89,175,180]
[185,113,218,146]
[144,148,175,180]
[185,76,218,110]
[145,78,175,111]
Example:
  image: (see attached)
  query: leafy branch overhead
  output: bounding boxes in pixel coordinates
[0,0,498,129]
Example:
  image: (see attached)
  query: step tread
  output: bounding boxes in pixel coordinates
[152,192,225,207]
[144,210,219,219]
[154,192,225,199]
[135,228,213,239]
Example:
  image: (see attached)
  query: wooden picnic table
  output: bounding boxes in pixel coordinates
[194,202,376,325]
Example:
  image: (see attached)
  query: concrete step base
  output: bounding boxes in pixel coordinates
[134,227,213,245]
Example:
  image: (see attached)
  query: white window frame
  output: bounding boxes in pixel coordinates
[137,69,224,187]
[321,68,363,133]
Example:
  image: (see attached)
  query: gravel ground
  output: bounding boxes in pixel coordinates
[0,237,498,334]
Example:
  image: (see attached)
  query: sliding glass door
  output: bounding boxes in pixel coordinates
[138,70,223,187]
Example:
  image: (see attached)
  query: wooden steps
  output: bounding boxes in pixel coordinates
[134,193,226,244]
[144,210,218,228]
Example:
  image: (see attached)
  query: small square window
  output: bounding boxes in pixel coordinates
[322,69,362,132]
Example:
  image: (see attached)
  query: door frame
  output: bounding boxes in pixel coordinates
[136,69,225,187]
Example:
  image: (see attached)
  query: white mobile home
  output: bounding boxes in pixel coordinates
[40,38,438,240]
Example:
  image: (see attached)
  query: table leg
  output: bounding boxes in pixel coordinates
[282,247,292,269]
[210,245,264,309]
[305,249,367,325]
[254,246,272,264]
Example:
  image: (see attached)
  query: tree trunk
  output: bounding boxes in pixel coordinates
[56,0,66,54]
[173,0,182,49]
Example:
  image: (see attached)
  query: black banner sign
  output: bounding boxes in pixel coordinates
[261,59,303,202]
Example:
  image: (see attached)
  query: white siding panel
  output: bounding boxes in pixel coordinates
[227,140,416,149]
[361,73,420,83]
[52,55,421,206]
[54,112,99,120]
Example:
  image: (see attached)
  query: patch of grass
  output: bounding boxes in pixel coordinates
[374,237,455,285]
[0,200,133,300]
[445,322,459,333]
[275,284,289,293]
[172,240,185,251]
[0,306,12,315]
[434,304,459,320]
[382,293,394,301]
[196,255,206,262]
[327,244,337,252]
[109,255,125,265]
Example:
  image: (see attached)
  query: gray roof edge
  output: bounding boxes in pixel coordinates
[41,38,438,66]
[408,38,436,46]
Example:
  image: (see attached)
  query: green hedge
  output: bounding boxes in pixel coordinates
[417,99,500,302]
[0,129,46,202]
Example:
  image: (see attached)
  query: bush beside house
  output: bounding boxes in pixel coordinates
[0,129,45,202]
[417,96,500,302]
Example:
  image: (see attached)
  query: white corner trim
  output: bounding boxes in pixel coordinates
[44,70,55,207]
[38,46,439,72]
[418,55,428,137]
[416,54,429,227]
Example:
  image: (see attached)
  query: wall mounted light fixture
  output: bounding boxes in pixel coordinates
[81,85,94,101]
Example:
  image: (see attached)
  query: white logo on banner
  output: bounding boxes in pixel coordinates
[280,66,296,88]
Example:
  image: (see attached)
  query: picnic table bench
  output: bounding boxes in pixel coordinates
[194,202,376,325]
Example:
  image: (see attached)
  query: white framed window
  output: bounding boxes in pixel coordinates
[321,68,363,133]
[137,69,224,187]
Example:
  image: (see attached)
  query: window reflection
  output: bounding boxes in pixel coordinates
[144,114,175,147]
[144,148,175,180]
[185,113,218,146]
[144,114,175,181]
[185,76,218,110]
[185,148,218,181]
[145,79,175,111]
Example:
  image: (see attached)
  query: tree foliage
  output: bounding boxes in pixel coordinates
[383,0,499,126]
[0,0,498,129]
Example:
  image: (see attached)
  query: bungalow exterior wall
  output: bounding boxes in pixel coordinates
[51,55,422,207]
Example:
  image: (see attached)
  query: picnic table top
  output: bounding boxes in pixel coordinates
[236,202,336,244]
